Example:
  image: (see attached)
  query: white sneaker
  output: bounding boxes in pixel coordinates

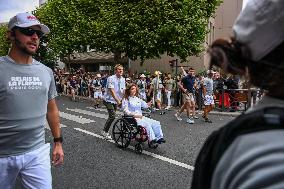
[101,131,112,140]
[186,118,194,124]
[175,113,182,121]
[192,115,199,119]
[165,106,171,110]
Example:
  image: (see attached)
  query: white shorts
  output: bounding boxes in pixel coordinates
[204,95,215,106]
[155,91,162,102]
[94,91,103,99]
[0,143,51,189]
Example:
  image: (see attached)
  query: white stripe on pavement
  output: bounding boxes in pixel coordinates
[86,107,123,115]
[74,128,194,171]
[60,111,95,124]
[66,108,109,119]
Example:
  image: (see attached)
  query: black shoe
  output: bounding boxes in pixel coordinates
[159,111,166,115]
[205,118,213,123]
[157,138,166,144]
[149,140,158,148]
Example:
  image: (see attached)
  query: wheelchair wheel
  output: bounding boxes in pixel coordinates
[135,144,143,154]
[112,119,132,148]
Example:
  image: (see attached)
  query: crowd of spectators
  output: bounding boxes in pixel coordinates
[53,67,263,111]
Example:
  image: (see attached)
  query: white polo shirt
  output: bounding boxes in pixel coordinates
[104,74,126,104]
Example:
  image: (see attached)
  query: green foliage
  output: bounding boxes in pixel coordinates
[0,25,10,56]
[35,0,222,62]
[34,36,57,68]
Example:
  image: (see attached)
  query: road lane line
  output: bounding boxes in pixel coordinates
[60,111,95,124]
[74,128,194,171]
[86,107,123,115]
[66,108,109,119]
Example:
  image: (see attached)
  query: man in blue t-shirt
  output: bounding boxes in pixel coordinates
[175,67,198,124]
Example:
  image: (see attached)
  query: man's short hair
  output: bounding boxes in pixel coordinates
[114,64,123,70]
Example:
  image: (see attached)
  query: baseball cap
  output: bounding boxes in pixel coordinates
[233,0,284,61]
[140,74,146,77]
[8,12,50,34]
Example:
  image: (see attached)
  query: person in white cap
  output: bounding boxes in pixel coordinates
[136,73,147,100]
[191,0,284,188]
[0,13,64,188]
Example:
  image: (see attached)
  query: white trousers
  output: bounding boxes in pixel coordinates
[166,91,172,107]
[136,117,163,141]
[0,143,52,189]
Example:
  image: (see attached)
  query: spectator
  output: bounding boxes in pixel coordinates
[191,0,284,188]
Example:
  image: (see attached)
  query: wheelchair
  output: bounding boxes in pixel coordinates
[112,115,158,154]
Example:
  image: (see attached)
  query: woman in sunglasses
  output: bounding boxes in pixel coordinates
[0,13,64,189]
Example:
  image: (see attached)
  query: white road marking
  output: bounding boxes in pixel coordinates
[59,111,95,124]
[67,108,109,119]
[74,128,194,171]
[86,107,123,115]
[45,123,67,130]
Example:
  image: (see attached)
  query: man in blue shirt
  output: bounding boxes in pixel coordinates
[175,67,197,124]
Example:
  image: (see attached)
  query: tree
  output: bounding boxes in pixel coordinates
[0,25,10,56]
[35,0,222,63]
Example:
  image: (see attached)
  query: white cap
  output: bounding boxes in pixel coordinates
[96,74,101,78]
[140,74,146,77]
[126,78,131,81]
[233,0,284,61]
[8,13,50,34]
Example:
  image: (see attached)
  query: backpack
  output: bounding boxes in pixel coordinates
[191,107,284,189]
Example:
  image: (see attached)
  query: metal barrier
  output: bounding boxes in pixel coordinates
[215,88,263,112]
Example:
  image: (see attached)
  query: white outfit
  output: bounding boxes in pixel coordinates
[104,75,126,104]
[166,90,172,107]
[0,143,51,189]
[122,96,164,141]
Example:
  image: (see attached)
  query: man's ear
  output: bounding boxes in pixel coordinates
[7,30,15,41]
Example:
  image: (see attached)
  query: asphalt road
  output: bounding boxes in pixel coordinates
[19,96,235,189]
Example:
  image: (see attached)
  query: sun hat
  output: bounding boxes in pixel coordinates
[233,0,284,61]
[8,12,50,34]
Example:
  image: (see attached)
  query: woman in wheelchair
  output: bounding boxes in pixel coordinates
[122,84,166,147]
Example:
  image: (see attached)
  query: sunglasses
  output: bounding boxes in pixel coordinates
[15,27,44,38]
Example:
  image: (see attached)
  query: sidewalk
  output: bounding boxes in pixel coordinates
[59,94,241,117]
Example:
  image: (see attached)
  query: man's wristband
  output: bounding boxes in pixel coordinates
[53,136,63,143]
